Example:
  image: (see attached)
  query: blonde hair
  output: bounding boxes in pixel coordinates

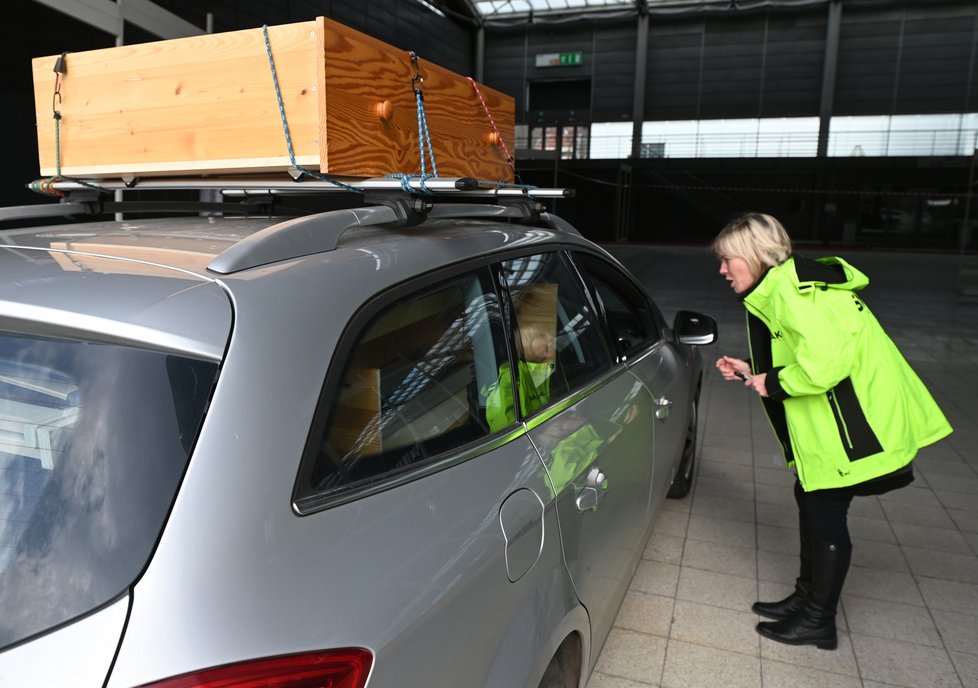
[711,213,792,278]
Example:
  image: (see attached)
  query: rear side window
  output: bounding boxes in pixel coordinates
[301,269,508,497]
[0,331,217,651]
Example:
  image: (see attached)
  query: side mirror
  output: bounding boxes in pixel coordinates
[674,310,717,346]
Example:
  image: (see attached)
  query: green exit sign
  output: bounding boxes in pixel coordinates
[535,51,584,67]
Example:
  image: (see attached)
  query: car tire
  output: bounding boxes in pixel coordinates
[667,396,699,499]
[537,655,570,688]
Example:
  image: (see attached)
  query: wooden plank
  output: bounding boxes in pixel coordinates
[31,17,515,182]
[33,22,320,177]
[319,17,514,182]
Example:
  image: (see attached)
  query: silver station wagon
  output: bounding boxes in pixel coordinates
[0,179,716,688]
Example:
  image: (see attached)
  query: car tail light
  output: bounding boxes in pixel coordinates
[137,648,373,688]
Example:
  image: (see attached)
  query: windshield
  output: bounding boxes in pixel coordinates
[0,331,218,650]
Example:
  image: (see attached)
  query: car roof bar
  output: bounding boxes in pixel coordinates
[40,176,575,199]
[206,201,543,275]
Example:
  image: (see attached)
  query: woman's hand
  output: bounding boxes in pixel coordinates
[746,372,768,397]
[716,356,751,381]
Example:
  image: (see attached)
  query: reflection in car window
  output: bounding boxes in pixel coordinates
[576,255,659,356]
[0,332,217,651]
[495,252,612,427]
[308,269,508,493]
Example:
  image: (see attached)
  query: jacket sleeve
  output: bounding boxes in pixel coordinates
[770,287,860,397]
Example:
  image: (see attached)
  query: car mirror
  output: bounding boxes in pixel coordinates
[673,310,717,346]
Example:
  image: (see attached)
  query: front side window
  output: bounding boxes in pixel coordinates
[575,253,660,357]
[495,252,612,428]
[0,332,217,650]
[305,269,508,495]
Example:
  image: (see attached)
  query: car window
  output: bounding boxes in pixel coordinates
[305,269,509,495]
[0,331,217,651]
[574,253,661,358]
[496,252,612,425]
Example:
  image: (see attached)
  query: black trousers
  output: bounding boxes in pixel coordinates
[794,480,853,548]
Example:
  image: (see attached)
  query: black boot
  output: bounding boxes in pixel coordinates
[752,495,813,621]
[756,539,851,650]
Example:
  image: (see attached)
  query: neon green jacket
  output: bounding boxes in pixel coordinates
[485,360,552,433]
[743,256,952,491]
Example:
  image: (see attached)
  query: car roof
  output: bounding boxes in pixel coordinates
[0,208,597,359]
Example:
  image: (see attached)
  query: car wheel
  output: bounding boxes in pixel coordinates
[537,655,570,688]
[667,396,698,499]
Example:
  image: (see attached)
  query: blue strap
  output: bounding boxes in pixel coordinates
[262,25,362,194]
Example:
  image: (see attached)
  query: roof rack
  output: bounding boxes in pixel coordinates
[207,199,578,275]
[38,176,575,199]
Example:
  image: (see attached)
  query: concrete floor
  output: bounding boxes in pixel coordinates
[586,245,978,688]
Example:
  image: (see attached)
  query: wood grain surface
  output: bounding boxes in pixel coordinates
[31,17,515,182]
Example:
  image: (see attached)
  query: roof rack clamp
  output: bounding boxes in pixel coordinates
[365,193,433,227]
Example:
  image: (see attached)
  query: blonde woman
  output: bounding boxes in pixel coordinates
[713,212,951,650]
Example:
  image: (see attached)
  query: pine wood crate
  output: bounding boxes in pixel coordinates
[31,17,514,182]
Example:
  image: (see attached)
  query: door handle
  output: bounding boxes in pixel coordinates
[654,396,672,420]
[576,467,609,511]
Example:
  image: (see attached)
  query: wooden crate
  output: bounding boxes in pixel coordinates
[31,17,514,182]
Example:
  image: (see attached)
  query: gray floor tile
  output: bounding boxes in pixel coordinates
[951,651,978,688]
[923,472,978,495]
[950,509,978,534]
[966,531,978,556]
[696,475,755,501]
[918,578,978,616]
[661,639,761,688]
[841,594,943,647]
[756,501,798,529]
[643,532,685,566]
[614,591,675,638]
[676,567,756,612]
[754,465,795,488]
[755,483,795,506]
[849,497,887,520]
[891,522,973,555]
[931,608,978,656]
[757,524,799,555]
[850,539,910,574]
[758,549,797,585]
[669,600,759,655]
[586,671,658,688]
[682,539,757,579]
[851,633,962,688]
[691,493,755,523]
[903,546,978,584]
[878,485,944,508]
[759,660,862,688]
[848,515,897,544]
[594,628,667,685]
[652,510,690,537]
[881,501,958,529]
[699,460,755,484]
[686,513,757,550]
[843,567,925,607]
[939,490,978,514]
[759,628,859,677]
[630,561,682,598]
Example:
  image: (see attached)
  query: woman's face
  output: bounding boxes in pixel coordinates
[719,255,757,294]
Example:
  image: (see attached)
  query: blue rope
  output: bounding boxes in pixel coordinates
[262,25,362,194]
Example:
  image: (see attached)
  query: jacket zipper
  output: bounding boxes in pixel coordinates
[827,388,854,450]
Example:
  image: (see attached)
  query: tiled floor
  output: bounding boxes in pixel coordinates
[586,245,978,688]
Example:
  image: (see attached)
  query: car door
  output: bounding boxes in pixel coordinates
[494,250,656,671]
[573,252,692,510]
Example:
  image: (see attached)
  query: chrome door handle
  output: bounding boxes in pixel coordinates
[654,396,672,420]
[576,467,609,511]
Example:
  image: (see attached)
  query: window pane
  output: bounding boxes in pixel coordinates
[313,270,507,491]
[499,253,611,422]
[0,332,217,650]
